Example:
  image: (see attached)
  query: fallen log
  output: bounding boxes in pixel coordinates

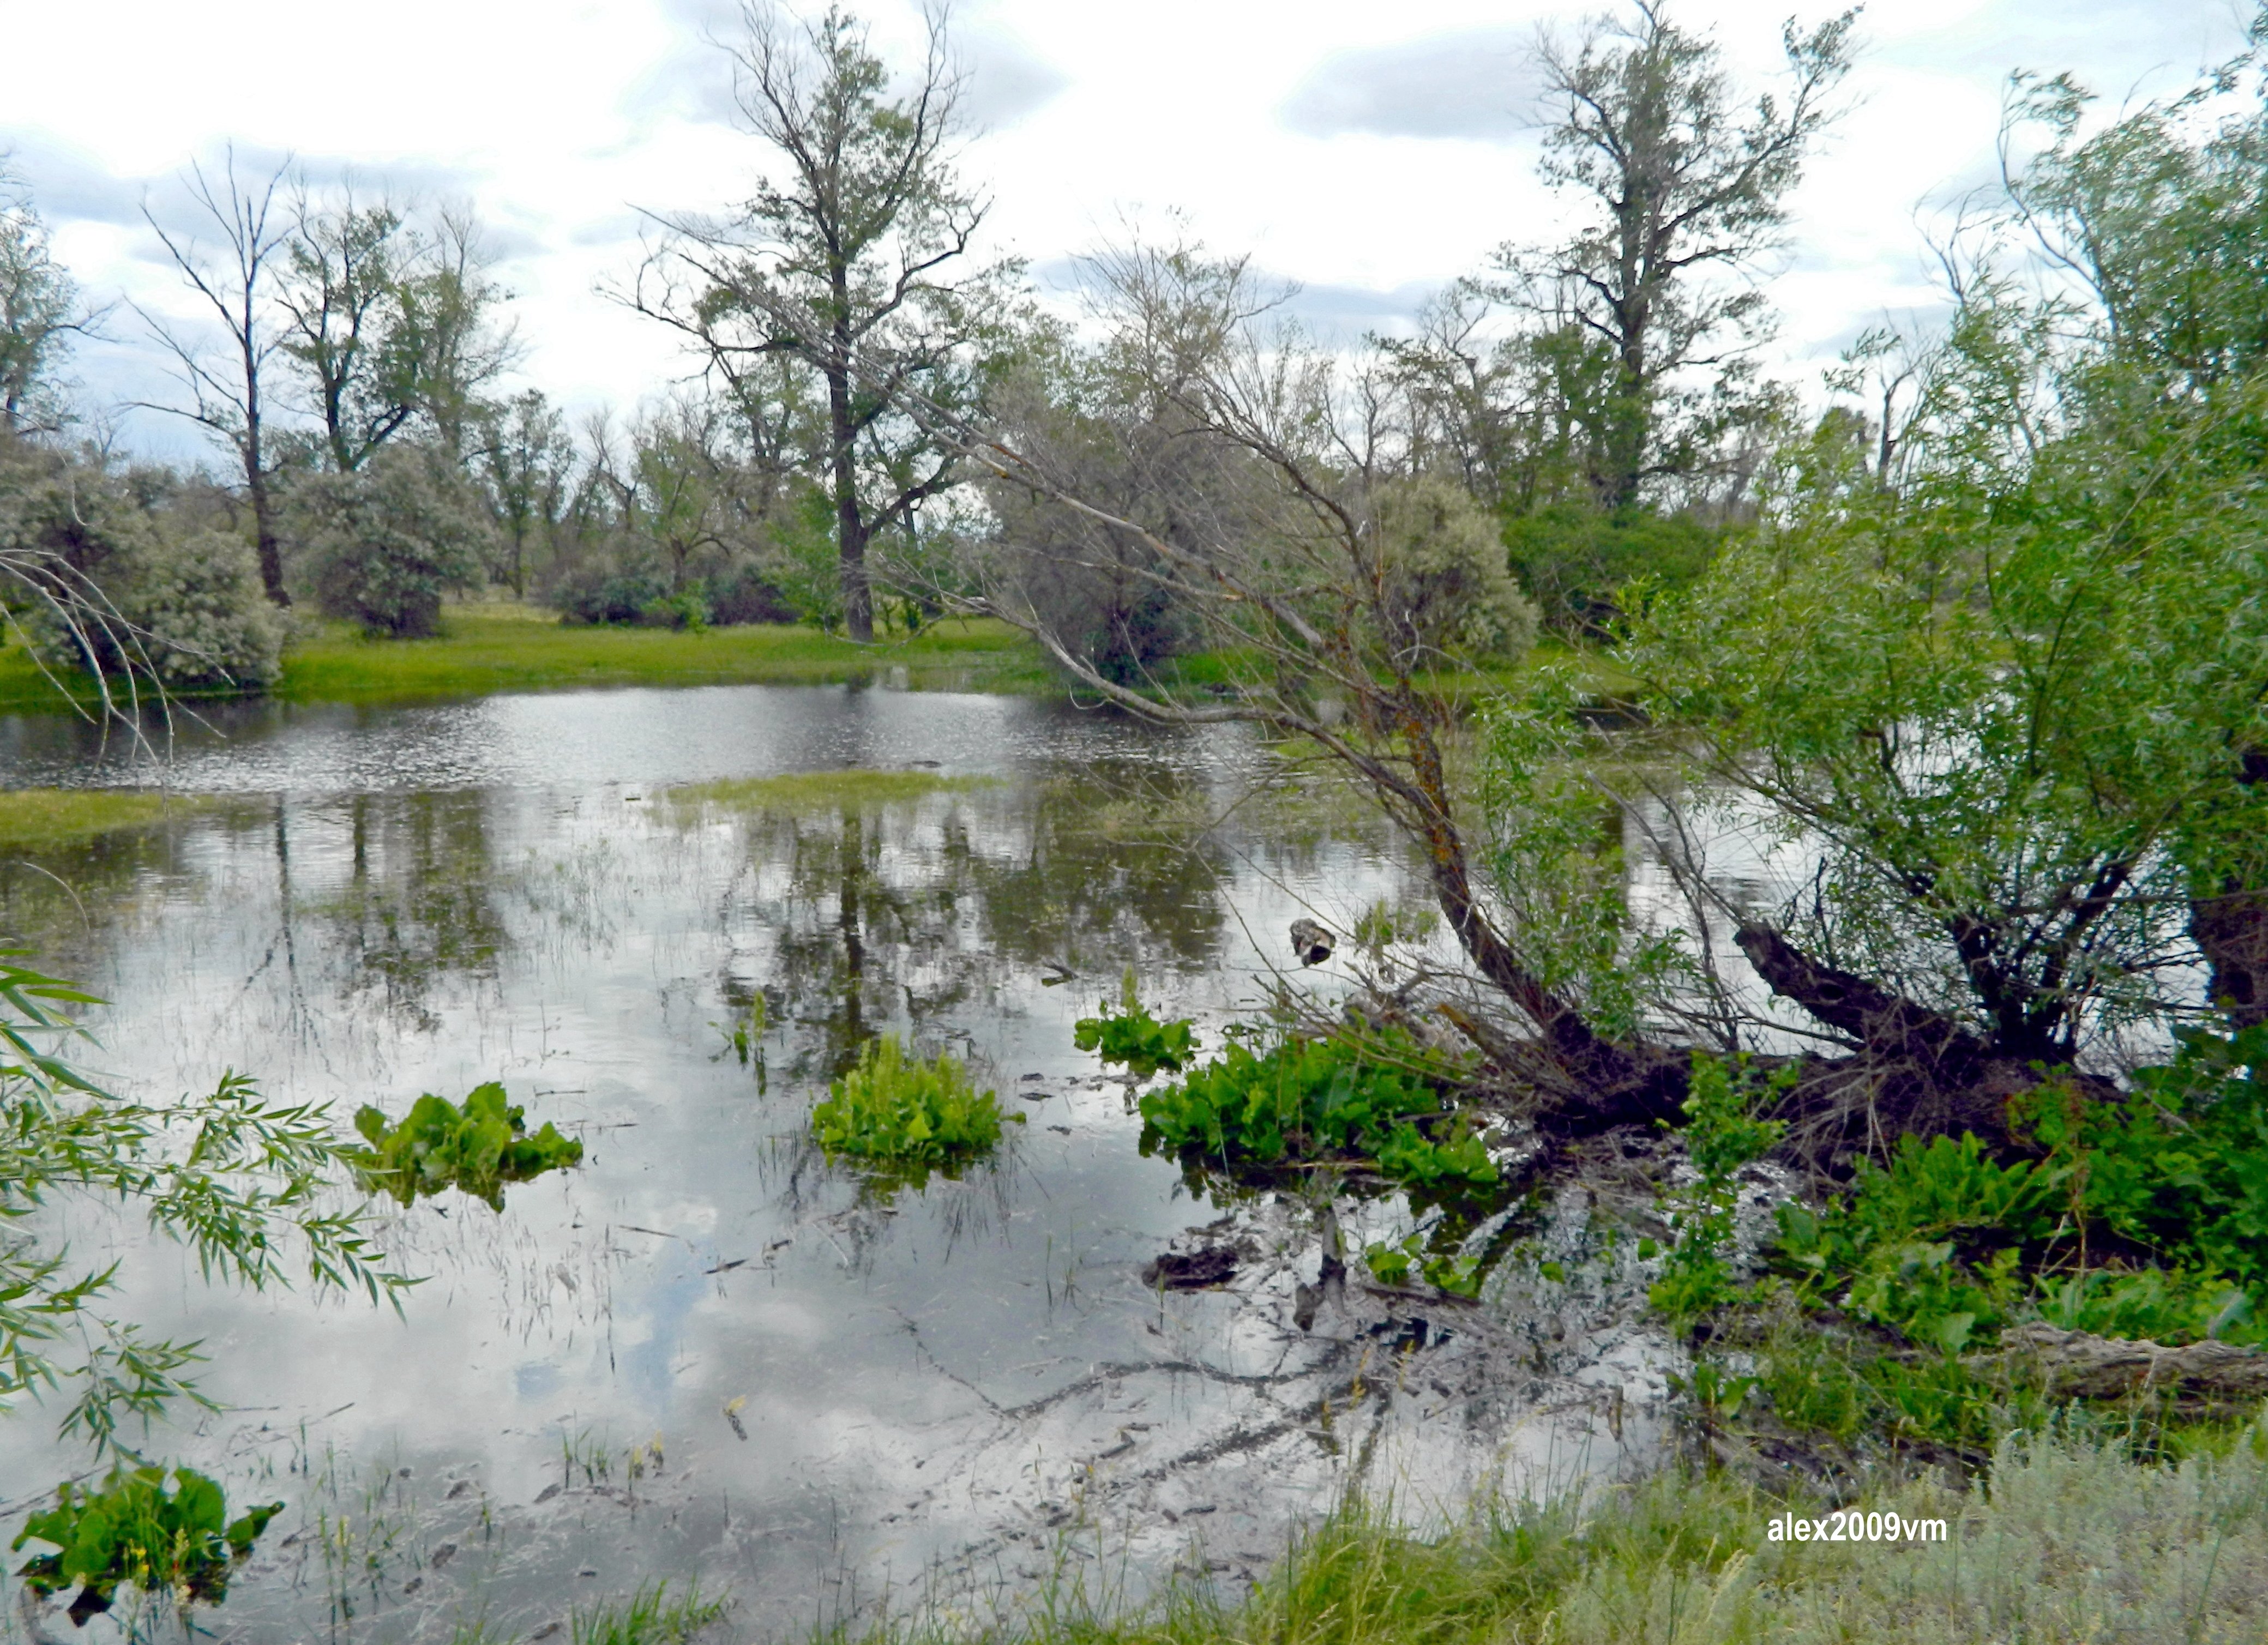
[1988,1322,2268,1401]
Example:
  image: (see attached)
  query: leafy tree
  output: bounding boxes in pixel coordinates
[479,388,576,596]
[0,162,91,437]
[629,2,1021,641]
[1479,40,2268,1141]
[278,183,419,472]
[1493,0,1855,510]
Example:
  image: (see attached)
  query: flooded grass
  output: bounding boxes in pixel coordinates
[0,786,212,848]
[664,769,1001,812]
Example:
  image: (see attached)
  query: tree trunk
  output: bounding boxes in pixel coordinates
[248,464,287,606]
[2191,748,2268,1032]
[1735,921,1986,1077]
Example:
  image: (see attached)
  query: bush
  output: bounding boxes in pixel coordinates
[706,561,798,625]
[2,448,282,690]
[555,565,669,627]
[810,1035,1016,1173]
[298,445,492,636]
[347,1081,583,1211]
[1369,475,1539,666]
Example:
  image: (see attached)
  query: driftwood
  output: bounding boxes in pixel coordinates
[1989,1322,2268,1401]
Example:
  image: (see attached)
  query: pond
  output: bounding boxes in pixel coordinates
[0,684,1675,1643]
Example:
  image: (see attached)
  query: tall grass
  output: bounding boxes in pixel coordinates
[834,1423,2268,1644]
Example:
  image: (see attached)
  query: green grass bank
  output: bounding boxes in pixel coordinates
[0,788,215,850]
[0,608,1052,713]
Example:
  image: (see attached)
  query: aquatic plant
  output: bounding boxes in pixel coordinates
[348,1081,583,1210]
[1074,978,1198,1078]
[11,1465,281,1625]
[1363,1231,1484,1297]
[570,1580,726,1645]
[1135,1025,1497,1192]
[810,1035,1018,1172]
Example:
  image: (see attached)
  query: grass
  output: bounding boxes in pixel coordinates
[664,769,1000,814]
[0,609,1052,712]
[836,1422,2268,1644]
[0,787,212,849]
[570,1582,727,1645]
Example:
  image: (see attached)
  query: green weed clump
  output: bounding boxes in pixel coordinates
[0,788,209,850]
[665,769,997,814]
[1073,975,1198,1078]
[1670,1026,2268,1454]
[570,1580,727,1645]
[348,1081,583,1211]
[1132,1023,1496,1193]
[810,1035,1018,1176]
[11,1466,281,1624]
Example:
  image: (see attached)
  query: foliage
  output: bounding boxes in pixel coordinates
[809,1035,1017,1175]
[1367,475,1538,667]
[1362,1230,1483,1297]
[12,1465,280,1622]
[2014,1023,2268,1303]
[1074,977,1198,1078]
[1136,1025,1496,1192]
[0,164,81,437]
[1502,503,1719,634]
[299,443,492,636]
[1648,1053,1788,1328]
[347,1081,583,1212]
[3,445,284,691]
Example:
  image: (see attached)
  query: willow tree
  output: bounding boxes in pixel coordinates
[629,3,1019,642]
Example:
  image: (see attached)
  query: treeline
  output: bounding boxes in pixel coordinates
[0,0,1860,680]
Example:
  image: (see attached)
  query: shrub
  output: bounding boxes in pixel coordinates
[809,1035,1017,1172]
[11,1465,280,1625]
[556,565,670,627]
[1369,474,1539,666]
[347,1081,583,1211]
[2,448,281,690]
[706,561,798,625]
[298,445,492,636]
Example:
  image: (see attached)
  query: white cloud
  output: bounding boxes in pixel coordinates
[0,0,2250,461]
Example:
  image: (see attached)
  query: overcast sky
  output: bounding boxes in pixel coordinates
[0,0,2251,459]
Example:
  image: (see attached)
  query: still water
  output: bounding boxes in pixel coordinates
[0,685,1667,1642]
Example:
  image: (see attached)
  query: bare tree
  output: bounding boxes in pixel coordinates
[958,245,1664,1118]
[627,2,1019,641]
[137,150,295,604]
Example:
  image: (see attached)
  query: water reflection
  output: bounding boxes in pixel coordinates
[0,686,1471,1638]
